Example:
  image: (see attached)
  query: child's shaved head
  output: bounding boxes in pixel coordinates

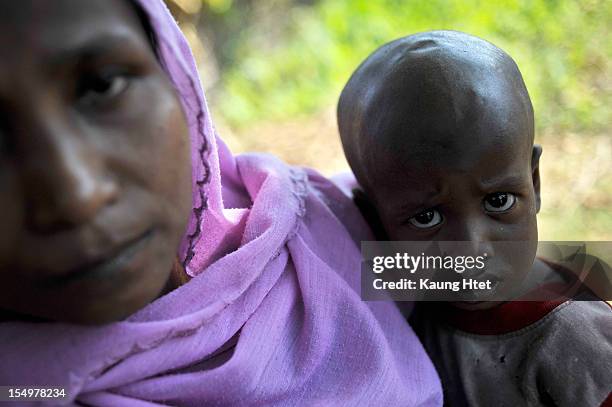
[338,30,534,200]
[339,31,543,307]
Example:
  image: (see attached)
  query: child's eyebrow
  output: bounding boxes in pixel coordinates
[479,174,527,190]
[394,188,448,214]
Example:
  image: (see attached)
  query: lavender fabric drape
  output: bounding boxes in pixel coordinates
[0,1,442,405]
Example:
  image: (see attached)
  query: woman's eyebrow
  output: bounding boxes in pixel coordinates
[46,32,146,68]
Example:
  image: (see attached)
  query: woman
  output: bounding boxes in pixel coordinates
[0,0,442,405]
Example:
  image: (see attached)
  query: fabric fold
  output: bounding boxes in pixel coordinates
[0,1,442,405]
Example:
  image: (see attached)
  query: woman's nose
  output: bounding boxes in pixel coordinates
[22,122,118,233]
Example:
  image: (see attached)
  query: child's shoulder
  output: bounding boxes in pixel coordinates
[415,298,611,406]
[525,297,611,406]
[534,292,610,347]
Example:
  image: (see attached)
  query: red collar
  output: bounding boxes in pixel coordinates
[436,260,595,335]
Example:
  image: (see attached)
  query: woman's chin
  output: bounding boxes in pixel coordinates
[4,253,175,325]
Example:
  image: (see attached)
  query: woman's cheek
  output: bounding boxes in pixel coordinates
[0,166,23,267]
[160,100,192,235]
[134,79,193,245]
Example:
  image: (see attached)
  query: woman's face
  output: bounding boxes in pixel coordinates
[0,0,193,323]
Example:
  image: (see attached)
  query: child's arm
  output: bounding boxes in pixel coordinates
[527,299,611,406]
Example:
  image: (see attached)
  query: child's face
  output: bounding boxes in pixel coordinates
[0,0,193,323]
[366,84,541,305]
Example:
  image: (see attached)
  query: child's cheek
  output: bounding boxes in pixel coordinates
[499,195,538,239]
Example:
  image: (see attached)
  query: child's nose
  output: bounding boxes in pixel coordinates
[21,118,119,233]
[453,218,495,256]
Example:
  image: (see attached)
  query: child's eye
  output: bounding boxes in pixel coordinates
[483,192,516,212]
[77,73,130,106]
[408,209,443,229]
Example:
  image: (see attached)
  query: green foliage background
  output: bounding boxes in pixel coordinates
[183,0,611,240]
[206,0,610,134]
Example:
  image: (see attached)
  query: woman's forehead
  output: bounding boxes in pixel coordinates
[0,0,146,59]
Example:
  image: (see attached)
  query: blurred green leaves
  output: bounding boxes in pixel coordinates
[207,0,610,134]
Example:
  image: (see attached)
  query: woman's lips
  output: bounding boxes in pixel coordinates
[42,228,154,286]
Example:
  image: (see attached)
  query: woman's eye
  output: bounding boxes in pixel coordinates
[408,209,443,229]
[78,73,129,105]
[483,192,516,212]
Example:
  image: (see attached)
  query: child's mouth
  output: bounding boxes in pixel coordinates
[457,275,502,302]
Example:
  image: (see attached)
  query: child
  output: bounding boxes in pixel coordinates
[338,30,611,406]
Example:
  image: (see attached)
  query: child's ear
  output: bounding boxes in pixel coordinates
[531,145,542,213]
[353,188,388,240]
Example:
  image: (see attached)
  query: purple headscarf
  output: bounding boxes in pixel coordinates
[0,1,442,405]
